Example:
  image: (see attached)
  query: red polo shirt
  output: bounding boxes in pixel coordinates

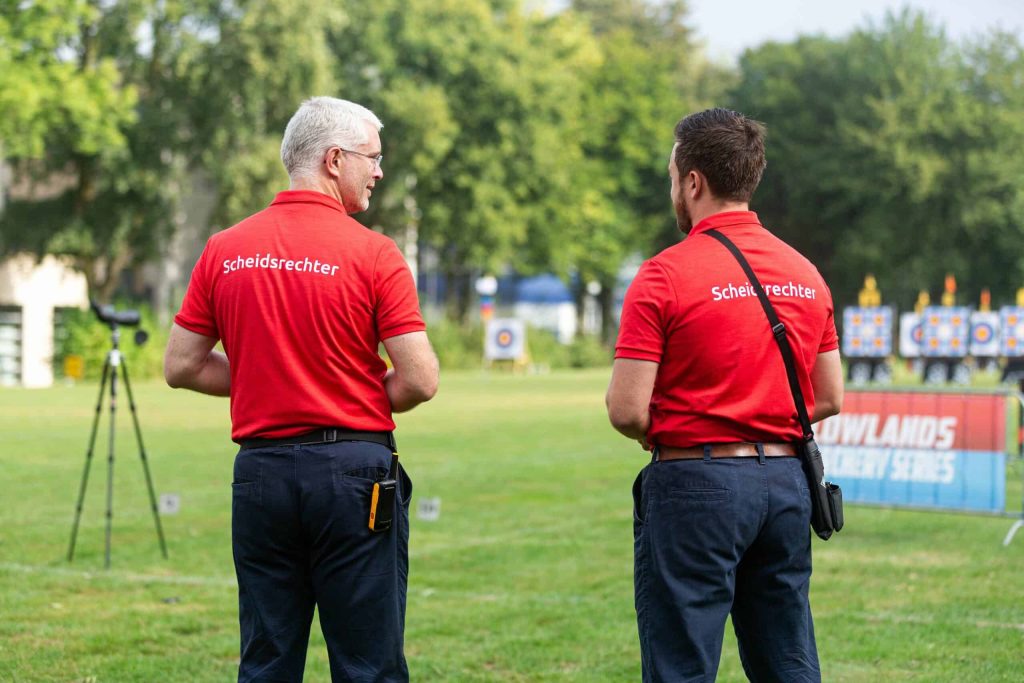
[615,211,838,448]
[174,190,426,441]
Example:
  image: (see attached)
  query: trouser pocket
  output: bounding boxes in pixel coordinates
[632,466,648,526]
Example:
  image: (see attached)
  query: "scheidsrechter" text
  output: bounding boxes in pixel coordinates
[711,281,816,302]
[222,253,340,277]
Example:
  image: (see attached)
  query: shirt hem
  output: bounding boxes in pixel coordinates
[379,322,427,340]
[173,315,218,339]
[614,349,662,363]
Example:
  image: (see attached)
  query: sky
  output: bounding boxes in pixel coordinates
[687,0,1024,61]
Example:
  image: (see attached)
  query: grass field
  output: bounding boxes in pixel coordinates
[1,370,1023,682]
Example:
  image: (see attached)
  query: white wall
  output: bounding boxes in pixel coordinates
[0,255,88,387]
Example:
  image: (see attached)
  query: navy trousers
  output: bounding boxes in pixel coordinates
[231,441,412,682]
[633,455,820,683]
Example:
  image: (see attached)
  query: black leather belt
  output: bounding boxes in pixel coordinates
[239,428,395,452]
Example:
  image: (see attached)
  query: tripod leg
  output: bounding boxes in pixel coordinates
[68,357,111,562]
[121,358,168,559]
[104,352,119,570]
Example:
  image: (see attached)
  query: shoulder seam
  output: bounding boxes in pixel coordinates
[648,259,680,318]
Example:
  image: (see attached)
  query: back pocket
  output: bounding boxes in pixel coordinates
[666,482,730,508]
[337,465,389,484]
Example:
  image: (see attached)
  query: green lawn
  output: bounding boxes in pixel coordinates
[1,370,1022,681]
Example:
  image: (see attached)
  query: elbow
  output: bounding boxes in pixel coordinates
[412,361,440,403]
[163,356,190,389]
[163,359,181,388]
[609,414,637,435]
[422,358,440,401]
[164,368,185,389]
[606,399,647,436]
[825,398,843,419]
[415,375,439,403]
[817,393,844,421]
[828,386,845,417]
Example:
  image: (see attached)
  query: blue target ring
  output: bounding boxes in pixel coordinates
[496,329,514,348]
[972,322,994,343]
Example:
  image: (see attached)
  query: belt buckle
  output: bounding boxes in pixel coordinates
[325,428,338,443]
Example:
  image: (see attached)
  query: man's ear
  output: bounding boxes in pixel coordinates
[324,148,342,177]
[687,170,702,199]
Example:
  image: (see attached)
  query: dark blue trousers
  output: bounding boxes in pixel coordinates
[231,441,412,682]
[633,455,820,683]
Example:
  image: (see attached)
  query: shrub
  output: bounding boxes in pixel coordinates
[565,335,613,368]
[422,318,613,371]
[425,319,485,370]
[55,304,170,381]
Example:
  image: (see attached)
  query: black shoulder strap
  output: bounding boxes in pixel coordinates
[705,228,814,440]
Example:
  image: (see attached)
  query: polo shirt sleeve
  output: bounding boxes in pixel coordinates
[174,242,220,339]
[818,282,839,353]
[374,240,427,340]
[614,259,673,363]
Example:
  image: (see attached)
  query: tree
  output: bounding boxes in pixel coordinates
[335,0,597,322]
[1,0,187,298]
[564,0,718,340]
[0,0,133,159]
[187,0,344,231]
[1,0,344,301]
[729,10,1024,309]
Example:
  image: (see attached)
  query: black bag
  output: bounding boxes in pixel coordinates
[706,229,844,541]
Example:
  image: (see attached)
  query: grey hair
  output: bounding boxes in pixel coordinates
[280,97,383,180]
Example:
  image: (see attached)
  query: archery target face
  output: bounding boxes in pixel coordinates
[843,307,893,357]
[1000,307,1024,357]
[969,311,999,357]
[899,312,923,358]
[484,318,526,360]
[920,307,970,358]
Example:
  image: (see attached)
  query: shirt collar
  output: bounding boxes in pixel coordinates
[688,210,761,237]
[270,190,348,214]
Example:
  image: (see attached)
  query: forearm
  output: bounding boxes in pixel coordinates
[810,350,843,424]
[606,358,658,444]
[166,350,231,396]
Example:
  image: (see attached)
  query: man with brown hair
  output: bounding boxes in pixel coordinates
[606,108,844,681]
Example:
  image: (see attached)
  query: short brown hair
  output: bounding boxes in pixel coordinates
[673,108,766,202]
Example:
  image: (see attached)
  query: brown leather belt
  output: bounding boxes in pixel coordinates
[657,442,797,461]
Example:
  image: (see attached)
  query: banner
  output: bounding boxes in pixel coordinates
[817,391,1007,513]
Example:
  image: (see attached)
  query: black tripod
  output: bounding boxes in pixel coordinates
[68,305,168,568]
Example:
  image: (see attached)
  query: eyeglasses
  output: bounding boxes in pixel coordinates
[336,146,383,169]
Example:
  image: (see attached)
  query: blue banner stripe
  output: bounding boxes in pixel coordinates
[822,447,1006,513]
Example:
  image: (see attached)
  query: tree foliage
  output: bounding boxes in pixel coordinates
[0,0,341,298]
[730,10,1024,309]
[332,0,604,320]
[0,0,134,159]
[188,0,344,230]
[1,0,186,297]
[565,0,719,338]
[2,1,1022,324]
